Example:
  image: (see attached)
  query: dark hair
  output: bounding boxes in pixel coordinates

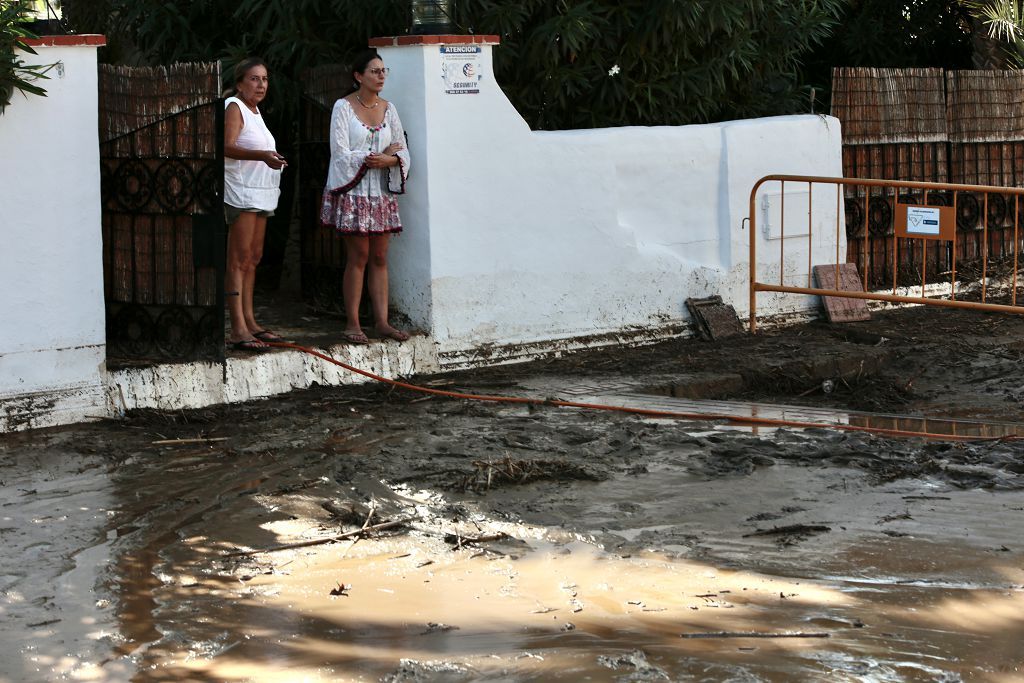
[234,57,268,86]
[351,49,382,90]
[222,57,268,98]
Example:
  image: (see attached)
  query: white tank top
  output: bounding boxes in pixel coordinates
[223,96,282,211]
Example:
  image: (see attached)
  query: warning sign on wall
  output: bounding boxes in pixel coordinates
[441,46,483,94]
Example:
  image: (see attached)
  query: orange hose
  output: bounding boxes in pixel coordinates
[268,342,1021,444]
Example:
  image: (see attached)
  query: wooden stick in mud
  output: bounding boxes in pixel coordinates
[223,517,414,558]
[680,631,830,639]
[338,502,377,559]
[444,532,509,548]
[152,436,230,445]
[742,524,831,538]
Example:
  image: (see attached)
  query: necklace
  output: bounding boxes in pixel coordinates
[355,94,379,109]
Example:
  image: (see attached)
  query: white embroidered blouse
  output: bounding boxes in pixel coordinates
[324,98,410,197]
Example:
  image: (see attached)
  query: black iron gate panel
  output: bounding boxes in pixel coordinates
[99,63,225,363]
[298,65,352,315]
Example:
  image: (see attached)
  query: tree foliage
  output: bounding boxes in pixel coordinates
[63,0,406,128]
[804,0,973,75]
[961,0,1024,67]
[454,0,847,129]
[0,0,52,113]
[64,0,846,131]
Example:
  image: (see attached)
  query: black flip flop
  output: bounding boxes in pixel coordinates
[229,339,270,353]
[253,329,287,343]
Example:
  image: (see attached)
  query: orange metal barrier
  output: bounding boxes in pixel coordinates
[748,175,1024,333]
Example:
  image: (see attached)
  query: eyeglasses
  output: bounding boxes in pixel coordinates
[367,67,390,76]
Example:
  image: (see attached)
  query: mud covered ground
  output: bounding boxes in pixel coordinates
[2,306,1024,682]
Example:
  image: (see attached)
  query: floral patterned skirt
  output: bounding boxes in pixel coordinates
[320,192,402,235]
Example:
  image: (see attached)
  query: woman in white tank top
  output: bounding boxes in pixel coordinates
[223,57,287,352]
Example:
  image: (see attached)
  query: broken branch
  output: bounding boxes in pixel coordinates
[223,517,414,558]
[680,631,830,639]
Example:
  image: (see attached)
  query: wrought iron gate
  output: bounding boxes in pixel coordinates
[298,65,352,314]
[99,63,225,363]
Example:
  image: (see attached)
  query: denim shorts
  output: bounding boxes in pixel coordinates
[224,204,275,225]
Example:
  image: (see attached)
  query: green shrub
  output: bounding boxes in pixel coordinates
[0,0,51,113]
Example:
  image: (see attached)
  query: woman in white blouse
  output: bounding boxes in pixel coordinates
[320,49,411,344]
[223,57,287,352]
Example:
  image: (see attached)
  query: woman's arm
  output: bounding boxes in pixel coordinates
[327,99,371,189]
[224,101,286,168]
[383,103,410,194]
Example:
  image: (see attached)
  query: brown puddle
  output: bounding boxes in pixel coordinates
[125,505,1024,682]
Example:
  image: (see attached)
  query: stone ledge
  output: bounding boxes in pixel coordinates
[107,336,440,413]
[0,382,107,432]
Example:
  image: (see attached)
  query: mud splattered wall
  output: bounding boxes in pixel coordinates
[0,37,107,432]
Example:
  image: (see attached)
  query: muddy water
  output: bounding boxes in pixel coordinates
[2,394,1024,682]
[135,528,1024,682]
[114,459,1024,680]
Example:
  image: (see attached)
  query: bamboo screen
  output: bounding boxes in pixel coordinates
[831,67,947,145]
[946,70,1024,187]
[98,62,221,155]
[946,70,1024,143]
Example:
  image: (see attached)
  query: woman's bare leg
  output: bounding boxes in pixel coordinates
[342,235,370,337]
[242,214,268,335]
[226,212,261,344]
[367,234,408,340]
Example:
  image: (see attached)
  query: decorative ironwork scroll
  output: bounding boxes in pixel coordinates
[99,63,225,363]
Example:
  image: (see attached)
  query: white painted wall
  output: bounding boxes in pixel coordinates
[0,39,106,430]
[377,40,843,365]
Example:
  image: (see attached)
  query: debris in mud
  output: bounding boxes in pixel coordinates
[685,295,744,340]
[812,263,871,323]
[742,524,831,545]
[743,523,831,537]
[223,516,415,557]
[329,582,350,597]
[680,631,830,639]
[321,499,374,525]
[456,455,605,492]
[150,436,229,446]
[420,622,460,635]
[597,649,669,680]
[381,658,474,682]
[877,511,913,523]
[443,531,511,550]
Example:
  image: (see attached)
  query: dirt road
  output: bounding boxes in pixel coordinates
[2,306,1023,681]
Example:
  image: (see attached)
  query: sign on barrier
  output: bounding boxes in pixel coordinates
[895,203,955,241]
[747,174,1024,332]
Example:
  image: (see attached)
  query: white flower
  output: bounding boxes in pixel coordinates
[607,64,620,77]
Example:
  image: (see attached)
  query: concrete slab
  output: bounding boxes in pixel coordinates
[813,263,871,322]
